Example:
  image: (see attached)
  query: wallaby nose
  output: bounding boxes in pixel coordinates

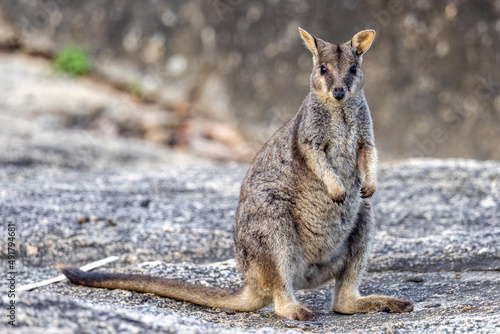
[333,88,345,100]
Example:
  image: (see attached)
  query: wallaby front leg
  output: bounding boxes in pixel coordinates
[303,145,346,203]
[359,143,377,198]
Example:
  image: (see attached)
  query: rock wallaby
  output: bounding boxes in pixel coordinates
[59,28,414,321]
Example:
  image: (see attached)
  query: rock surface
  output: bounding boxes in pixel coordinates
[1,159,499,333]
[0,52,251,163]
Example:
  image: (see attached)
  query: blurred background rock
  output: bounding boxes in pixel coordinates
[1,0,499,162]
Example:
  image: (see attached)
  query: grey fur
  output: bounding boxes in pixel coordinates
[59,28,413,321]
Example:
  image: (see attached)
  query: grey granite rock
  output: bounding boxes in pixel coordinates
[1,159,499,333]
[0,53,205,169]
[372,159,500,272]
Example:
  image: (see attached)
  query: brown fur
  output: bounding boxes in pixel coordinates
[59,28,413,321]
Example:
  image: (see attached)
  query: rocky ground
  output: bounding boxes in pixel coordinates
[0,53,499,333]
[1,160,499,334]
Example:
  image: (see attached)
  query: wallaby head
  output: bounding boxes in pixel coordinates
[298,28,375,102]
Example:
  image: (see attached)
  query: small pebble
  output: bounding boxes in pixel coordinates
[406,275,424,283]
[425,303,441,308]
[78,215,90,224]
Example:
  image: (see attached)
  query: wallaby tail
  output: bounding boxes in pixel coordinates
[58,266,268,312]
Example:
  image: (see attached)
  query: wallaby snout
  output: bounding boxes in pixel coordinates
[333,88,345,101]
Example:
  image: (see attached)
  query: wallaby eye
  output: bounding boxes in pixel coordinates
[319,65,327,74]
[349,65,357,74]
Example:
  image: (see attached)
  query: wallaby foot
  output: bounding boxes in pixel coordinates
[275,302,317,321]
[333,294,414,314]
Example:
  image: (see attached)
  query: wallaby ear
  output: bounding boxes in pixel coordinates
[298,27,319,57]
[351,30,376,56]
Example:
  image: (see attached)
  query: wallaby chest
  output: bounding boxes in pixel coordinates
[325,110,360,176]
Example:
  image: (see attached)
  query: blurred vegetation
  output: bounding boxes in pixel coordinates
[129,82,145,100]
[53,45,91,76]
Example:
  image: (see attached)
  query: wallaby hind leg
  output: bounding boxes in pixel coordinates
[332,200,414,314]
[244,253,315,321]
[249,244,316,321]
[270,249,316,320]
[240,207,316,321]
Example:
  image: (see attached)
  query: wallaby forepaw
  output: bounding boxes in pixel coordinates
[361,182,376,198]
[330,187,347,204]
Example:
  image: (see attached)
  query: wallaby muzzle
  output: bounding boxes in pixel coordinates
[333,88,345,100]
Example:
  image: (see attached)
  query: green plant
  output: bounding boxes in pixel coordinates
[129,82,145,100]
[53,45,91,76]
